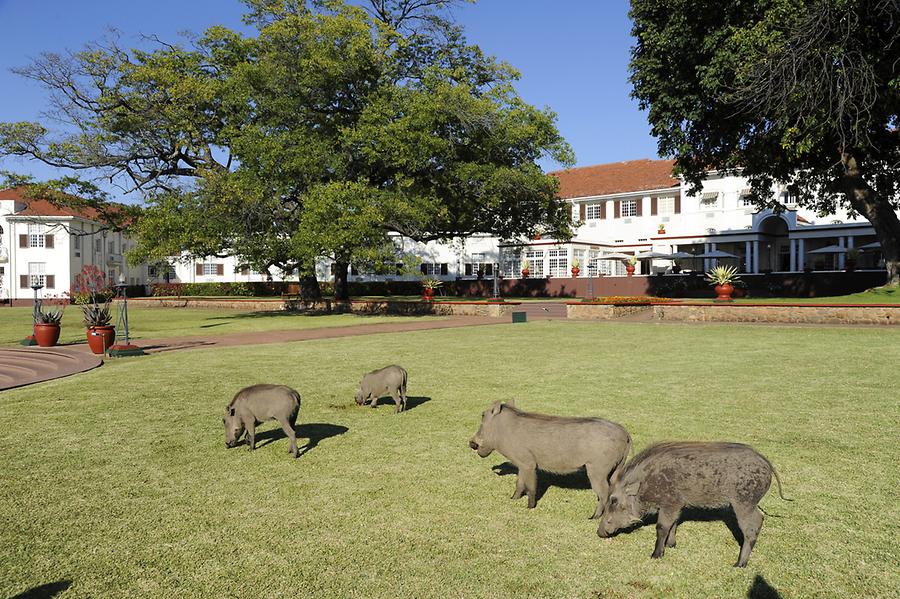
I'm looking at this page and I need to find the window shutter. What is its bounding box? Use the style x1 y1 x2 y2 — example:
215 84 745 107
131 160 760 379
195 264 203 276
614 201 621 219
485 264 493 276
579 204 586 221
20 275 29 288
440 263 448 275
420 264 427 275
651 197 658 216
45 275 55 289
465 264 473 276
19 234 28 248
45 234 54 248
216 264 224 276
636 199 643 217
674 193 681 214
600 203 606 219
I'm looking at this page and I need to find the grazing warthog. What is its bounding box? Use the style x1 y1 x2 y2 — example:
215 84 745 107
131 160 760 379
469 401 632 518
596 442 790 567
355 365 408 413
224 384 302 458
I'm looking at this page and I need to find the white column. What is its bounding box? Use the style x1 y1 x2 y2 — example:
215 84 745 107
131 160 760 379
838 237 846 270
789 239 797 272
745 241 752 272
711 242 717 268
752 241 760 274
703 243 711 272
847 236 855 249
798 238 805 270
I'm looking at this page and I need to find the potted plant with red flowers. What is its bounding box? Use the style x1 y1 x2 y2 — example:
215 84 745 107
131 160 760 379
657 223 666 235
73 265 116 354
520 259 530 278
570 258 581 278
705 265 741 301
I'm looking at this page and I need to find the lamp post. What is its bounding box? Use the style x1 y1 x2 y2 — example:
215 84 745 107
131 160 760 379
108 274 145 357
20 280 43 345
490 262 503 302
587 260 595 300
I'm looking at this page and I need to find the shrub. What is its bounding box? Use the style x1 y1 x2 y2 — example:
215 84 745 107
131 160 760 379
582 296 675 305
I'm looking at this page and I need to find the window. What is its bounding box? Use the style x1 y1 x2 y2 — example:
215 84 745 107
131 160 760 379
203 262 219 276
28 262 46 287
420 263 448 276
548 249 568 278
657 196 675 215
73 236 81 250
28 224 45 248
501 252 521 277
108 240 116 255
621 199 637 218
586 203 603 219
700 192 719 208
95 239 102 253
740 192 755 207
464 253 493 277
524 249 544 277
781 191 797 206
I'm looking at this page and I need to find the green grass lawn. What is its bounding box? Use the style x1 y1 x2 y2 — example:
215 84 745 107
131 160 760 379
0 306 444 345
2 321 898 598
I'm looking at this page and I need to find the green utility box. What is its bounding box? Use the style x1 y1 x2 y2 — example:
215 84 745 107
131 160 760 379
511 311 527 323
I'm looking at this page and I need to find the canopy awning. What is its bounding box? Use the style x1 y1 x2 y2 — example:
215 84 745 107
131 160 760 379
693 250 739 259
807 244 848 254
857 241 881 250
595 252 633 261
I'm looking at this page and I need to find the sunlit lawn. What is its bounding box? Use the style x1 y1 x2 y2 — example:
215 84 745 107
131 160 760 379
1 321 898 598
0 305 445 345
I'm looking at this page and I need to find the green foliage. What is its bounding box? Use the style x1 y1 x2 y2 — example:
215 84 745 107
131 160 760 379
704 265 741 286
629 0 900 283
149 282 256 297
421 278 443 290
81 301 113 327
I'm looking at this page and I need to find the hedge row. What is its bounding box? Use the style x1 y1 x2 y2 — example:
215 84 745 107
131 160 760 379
147 280 431 298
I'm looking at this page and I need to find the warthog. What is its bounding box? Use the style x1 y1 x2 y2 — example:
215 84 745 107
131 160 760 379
355 365 408 413
596 442 790 567
224 384 302 458
469 401 632 518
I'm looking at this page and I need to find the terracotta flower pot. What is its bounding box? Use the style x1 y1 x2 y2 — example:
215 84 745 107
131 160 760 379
34 323 61 347
521 269 529 278
86 325 116 354
422 287 435 302
571 267 580 277
626 265 636 276
714 283 735 301
658 228 666 235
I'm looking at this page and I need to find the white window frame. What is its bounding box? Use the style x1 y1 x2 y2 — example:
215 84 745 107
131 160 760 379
28 262 46 287
621 199 637 218
422 263 445 276
202 261 220 276
548 249 568 278
524 249 545 277
28 223 45 248
657 196 675 215
585 203 603 219
740 193 755 207
501 251 521 278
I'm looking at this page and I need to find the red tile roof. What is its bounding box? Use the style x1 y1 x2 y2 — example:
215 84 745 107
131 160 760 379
550 159 679 200
0 186 104 221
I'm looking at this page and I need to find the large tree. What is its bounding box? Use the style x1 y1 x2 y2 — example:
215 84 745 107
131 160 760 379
1 0 573 299
630 0 900 285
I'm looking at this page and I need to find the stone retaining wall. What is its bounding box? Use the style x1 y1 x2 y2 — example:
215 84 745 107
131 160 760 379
567 301 899 325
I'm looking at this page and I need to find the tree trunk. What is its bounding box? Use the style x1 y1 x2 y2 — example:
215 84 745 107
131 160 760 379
333 261 350 301
841 152 900 286
298 268 322 302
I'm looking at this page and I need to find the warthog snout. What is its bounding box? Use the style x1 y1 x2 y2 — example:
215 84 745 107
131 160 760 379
469 440 479 450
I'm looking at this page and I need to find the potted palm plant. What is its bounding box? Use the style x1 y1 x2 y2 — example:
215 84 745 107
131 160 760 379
83 299 115 354
625 256 637 276
33 297 67 347
571 258 581 277
520 259 530 278
705 265 741 301
421 277 442 301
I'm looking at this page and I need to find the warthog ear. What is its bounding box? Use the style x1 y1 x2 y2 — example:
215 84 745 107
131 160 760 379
490 401 503 415
229 407 235 416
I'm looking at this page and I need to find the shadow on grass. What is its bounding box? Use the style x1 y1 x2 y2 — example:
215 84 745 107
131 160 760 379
255 422 349 457
10 580 72 599
491 461 593 503
748 575 782 599
368 395 431 411
138 341 217 352
600 506 745 547
205 310 407 321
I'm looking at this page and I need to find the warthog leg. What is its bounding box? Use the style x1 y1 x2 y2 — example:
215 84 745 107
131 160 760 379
585 462 611 519
733 504 763 568
652 506 681 559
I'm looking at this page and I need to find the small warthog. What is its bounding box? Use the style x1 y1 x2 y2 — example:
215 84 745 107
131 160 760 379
224 384 302 458
469 401 632 518
596 442 790 567
355 365 408 413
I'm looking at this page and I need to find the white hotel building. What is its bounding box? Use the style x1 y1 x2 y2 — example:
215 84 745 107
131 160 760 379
1 159 891 302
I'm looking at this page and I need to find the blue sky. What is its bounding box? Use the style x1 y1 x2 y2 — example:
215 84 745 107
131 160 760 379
0 0 659 200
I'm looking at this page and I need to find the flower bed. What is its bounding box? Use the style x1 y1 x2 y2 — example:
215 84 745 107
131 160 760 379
581 295 676 305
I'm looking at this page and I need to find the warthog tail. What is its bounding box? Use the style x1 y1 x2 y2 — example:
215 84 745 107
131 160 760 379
771 465 792 502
